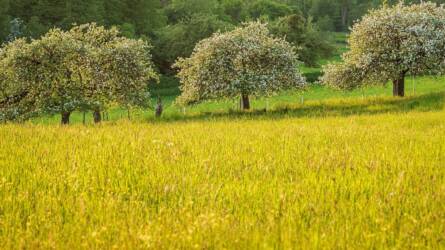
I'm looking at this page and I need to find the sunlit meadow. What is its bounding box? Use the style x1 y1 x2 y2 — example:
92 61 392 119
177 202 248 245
1 92 445 249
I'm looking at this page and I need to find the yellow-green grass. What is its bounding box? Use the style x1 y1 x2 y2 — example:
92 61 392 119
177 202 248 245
1 95 445 249
31 76 445 125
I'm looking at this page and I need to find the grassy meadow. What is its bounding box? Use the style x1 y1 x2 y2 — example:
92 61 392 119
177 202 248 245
1 86 445 249
2 31 445 249
31 76 445 125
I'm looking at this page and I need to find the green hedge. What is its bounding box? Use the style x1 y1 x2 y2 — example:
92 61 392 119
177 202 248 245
303 71 322 83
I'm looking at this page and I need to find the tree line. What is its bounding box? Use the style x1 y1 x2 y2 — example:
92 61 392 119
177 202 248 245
3 0 445 72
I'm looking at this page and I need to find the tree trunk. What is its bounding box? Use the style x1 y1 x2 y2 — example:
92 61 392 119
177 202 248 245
393 76 405 97
93 109 102 123
61 111 71 125
156 97 163 117
341 6 348 29
241 94 250 110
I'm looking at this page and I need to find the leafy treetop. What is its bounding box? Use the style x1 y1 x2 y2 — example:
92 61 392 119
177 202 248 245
322 2 445 96
0 23 158 123
174 21 306 108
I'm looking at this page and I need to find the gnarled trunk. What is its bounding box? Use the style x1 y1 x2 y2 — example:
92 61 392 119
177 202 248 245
93 109 102 123
393 75 405 97
241 94 250 110
61 111 71 125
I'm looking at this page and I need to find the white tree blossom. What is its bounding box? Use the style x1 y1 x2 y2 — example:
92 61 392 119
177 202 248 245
174 22 306 109
0 23 159 124
322 2 445 97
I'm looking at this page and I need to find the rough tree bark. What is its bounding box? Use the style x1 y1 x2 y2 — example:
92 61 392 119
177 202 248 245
241 94 250 110
393 74 405 97
61 111 71 125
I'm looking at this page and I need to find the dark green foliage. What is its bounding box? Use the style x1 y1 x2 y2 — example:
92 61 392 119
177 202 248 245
1 0 165 39
269 13 334 66
0 0 11 41
221 0 247 23
154 14 233 73
248 0 292 20
164 0 221 23
303 71 323 83
284 0 445 31
3 0 445 78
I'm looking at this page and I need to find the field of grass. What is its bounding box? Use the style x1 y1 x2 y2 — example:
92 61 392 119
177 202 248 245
2 31 445 249
31 76 445 125
1 93 445 249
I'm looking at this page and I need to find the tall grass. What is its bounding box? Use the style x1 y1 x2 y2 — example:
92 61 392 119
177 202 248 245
1 95 444 249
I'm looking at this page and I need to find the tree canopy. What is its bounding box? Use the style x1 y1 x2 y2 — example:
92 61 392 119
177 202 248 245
174 22 306 109
0 23 158 124
321 2 445 97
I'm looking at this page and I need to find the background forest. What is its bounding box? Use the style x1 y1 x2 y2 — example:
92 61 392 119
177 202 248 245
2 0 445 74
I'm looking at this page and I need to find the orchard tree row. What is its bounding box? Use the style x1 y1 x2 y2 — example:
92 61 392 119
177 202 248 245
4 0 445 72
175 2 445 105
1 2 445 124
